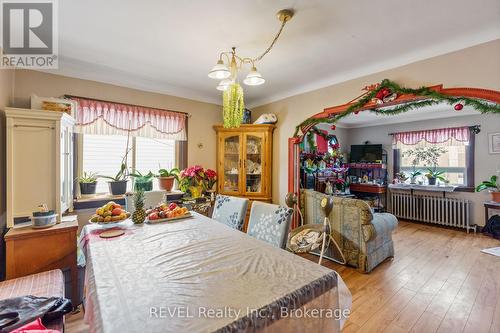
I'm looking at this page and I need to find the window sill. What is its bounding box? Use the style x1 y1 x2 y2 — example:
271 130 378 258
73 194 126 210
454 186 475 193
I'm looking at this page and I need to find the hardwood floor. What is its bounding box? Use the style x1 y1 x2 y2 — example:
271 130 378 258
65 220 500 333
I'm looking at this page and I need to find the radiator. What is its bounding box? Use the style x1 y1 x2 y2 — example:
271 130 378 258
390 192 475 232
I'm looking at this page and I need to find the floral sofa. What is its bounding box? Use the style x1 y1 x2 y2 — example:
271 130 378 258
301 189 398 273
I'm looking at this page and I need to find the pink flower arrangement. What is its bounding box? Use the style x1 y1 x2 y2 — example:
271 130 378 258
179 165 217 192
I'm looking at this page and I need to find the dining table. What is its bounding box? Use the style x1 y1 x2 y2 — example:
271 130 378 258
79 212 352 333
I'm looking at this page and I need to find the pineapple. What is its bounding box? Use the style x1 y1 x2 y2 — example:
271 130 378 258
132 190 146 224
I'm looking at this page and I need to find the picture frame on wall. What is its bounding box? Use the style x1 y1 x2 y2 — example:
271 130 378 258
488 132 500 154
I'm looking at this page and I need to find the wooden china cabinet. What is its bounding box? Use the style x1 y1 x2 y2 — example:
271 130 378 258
214 124 275 230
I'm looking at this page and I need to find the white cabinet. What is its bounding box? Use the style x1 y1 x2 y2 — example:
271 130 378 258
5 108 75 227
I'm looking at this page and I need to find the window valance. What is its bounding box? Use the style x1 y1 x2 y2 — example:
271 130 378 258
70 97 187 141
392 126 470 148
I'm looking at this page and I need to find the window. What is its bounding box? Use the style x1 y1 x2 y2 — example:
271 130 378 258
393 127 474 188
82 135 176 193
135 137 176 190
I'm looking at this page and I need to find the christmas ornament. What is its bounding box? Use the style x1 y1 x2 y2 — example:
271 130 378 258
373 87 397 104
454 103 464 111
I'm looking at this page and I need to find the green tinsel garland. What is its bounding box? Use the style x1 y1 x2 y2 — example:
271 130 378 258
223 83 245 128
294 79 500 137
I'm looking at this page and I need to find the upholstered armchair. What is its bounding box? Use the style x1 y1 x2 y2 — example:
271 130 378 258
301 189 398 273
212 195 249 231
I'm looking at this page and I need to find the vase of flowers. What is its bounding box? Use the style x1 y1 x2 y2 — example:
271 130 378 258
203 169 217 201
179 165 205 198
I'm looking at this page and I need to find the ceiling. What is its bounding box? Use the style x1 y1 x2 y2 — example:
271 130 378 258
335 102 482 128
50 0 500 107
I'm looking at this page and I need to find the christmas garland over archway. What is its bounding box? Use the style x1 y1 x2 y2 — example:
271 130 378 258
293 79 500 137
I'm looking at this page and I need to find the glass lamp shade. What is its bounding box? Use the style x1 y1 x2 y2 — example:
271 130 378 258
243 67 265 86
216 79 233 91
208 60 231 80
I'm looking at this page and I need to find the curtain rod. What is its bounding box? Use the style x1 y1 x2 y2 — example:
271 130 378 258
63 94 191 117
388 125 480 136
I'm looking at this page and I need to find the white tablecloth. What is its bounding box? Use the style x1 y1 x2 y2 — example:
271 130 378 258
80 213 351 333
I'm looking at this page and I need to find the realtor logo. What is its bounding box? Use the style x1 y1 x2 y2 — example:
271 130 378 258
1 0 58 68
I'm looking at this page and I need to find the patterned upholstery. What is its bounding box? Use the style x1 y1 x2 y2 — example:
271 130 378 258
301 189 398 273
212 195 249 231
0 269 65 331
247 201 293 249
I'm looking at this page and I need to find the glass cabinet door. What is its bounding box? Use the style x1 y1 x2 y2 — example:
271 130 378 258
244 133 265 195
222 134 241 193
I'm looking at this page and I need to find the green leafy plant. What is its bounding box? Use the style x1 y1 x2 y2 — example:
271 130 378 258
157 167 180 180
99 132 131 182
476 175 499 192
409 169 422 178
425 169 446 181
99 162 129 181
223 83 245 128
129 170 155 183
78 171 98 184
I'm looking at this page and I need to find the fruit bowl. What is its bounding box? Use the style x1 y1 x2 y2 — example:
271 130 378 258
88 201 131 226
144 202 191 223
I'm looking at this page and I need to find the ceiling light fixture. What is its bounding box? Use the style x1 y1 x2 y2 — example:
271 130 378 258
208 9 294 127
208 9 293 87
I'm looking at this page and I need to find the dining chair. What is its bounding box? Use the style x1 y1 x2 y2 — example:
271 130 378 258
212 195 249 231
247 201 293 249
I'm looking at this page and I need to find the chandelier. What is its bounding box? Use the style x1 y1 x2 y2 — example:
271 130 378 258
208 9 295 127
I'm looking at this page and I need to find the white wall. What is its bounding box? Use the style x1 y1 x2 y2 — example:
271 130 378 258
343 114 500 226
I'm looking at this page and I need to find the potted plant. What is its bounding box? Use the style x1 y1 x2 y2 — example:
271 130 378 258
203 169 217 200
408 169 422 184
99 133 131 195
425 169 446 185
179 165 205 198
78 171 98 195
130 170 155 192
203 169 217 191
476 175 500 203
157 167 180 192
100 162 129 195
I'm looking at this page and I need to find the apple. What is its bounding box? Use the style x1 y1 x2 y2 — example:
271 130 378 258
168 203 178 211
148 212 159 220
112 208 123 216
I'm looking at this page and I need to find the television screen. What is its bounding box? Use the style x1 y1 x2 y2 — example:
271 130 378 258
350 144 383 162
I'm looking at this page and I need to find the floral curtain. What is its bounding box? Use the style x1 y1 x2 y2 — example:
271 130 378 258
393 126 470 148
71 97 187 140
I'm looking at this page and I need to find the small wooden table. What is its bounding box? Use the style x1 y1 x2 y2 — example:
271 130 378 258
5 220 79 305
484 201 500 225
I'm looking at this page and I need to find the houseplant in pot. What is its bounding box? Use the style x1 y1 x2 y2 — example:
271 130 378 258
100 162 129 195
78 171 98 195
179 165 205 198
476 175 500 203
157 168 180 192
130 170 155 192
202 169 217 200
425 169 446 185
